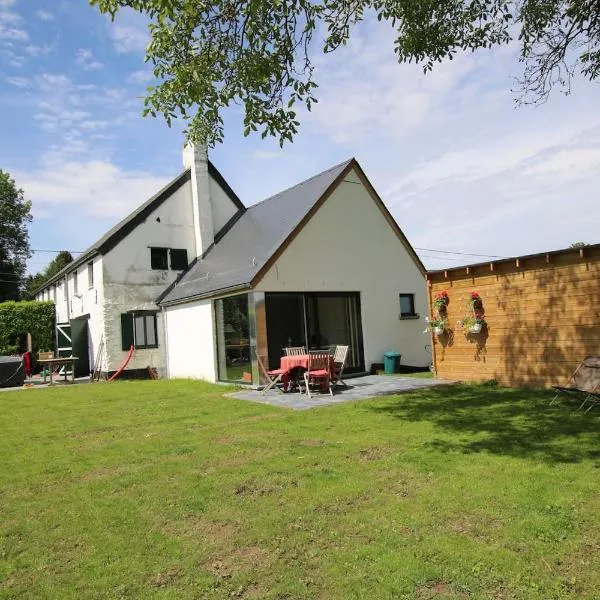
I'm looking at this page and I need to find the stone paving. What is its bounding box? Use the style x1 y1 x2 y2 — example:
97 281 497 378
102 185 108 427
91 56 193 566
226 374 450 410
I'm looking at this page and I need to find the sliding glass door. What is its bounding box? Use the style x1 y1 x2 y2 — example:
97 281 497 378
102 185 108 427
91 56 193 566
264 292 364 372
215 294 251 383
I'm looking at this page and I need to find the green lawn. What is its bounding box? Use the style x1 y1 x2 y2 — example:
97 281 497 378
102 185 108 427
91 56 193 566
1 381 599 599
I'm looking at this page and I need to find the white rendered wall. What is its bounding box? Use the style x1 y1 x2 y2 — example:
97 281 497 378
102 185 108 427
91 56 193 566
164 299 216 381
37 256 105 372
209 177 239 234
255 167 429 368
101 179 196 374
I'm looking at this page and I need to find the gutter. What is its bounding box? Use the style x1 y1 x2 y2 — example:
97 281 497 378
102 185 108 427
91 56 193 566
158 283 251 308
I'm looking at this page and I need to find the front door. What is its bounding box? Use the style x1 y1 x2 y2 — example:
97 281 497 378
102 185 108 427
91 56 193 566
70 317 90 377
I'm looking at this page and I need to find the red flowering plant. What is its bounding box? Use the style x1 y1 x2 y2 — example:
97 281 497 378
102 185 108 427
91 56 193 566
467 291 483 311
432 290 449 312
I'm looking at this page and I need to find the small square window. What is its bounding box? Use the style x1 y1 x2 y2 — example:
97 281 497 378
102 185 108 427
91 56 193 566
399 293 417 318
150 247 168 270
170 248 188 270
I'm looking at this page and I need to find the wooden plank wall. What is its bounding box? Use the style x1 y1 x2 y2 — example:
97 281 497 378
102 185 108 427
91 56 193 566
428 247 600 388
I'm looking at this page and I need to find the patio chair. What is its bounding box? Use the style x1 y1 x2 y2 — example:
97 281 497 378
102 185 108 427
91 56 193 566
303 351 333 398
550 356 600 412
284 346 306 356
332 345 349 388
256 354 289 395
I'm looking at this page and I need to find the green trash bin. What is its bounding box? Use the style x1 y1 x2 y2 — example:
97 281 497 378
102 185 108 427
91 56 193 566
383 351 401 374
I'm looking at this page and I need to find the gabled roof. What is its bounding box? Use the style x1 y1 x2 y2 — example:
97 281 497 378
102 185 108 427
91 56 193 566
158 158 426 305
34 162 243 294
157 159 353 305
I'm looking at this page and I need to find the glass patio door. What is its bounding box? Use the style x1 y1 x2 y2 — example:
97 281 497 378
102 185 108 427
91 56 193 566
305 293 364 371
264 292 364 372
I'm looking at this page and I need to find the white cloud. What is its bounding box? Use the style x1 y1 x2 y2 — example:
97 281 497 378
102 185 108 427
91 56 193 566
6 75 28 87
34 9 54 21
108 10 149 54
23 42 54 57
0 0 27 41
127 69 153 84
17 155 170 219
75 48 104 71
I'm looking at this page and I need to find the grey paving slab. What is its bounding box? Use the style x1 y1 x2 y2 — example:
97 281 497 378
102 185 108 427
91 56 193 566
225 374 450 410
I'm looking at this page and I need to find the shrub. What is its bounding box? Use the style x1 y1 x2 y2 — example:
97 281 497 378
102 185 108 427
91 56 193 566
0 301 55 356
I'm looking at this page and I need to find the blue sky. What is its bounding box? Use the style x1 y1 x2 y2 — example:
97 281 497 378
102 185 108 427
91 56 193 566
1 0 599 274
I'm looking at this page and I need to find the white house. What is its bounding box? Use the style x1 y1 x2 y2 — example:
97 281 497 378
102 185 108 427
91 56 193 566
36 145 430 382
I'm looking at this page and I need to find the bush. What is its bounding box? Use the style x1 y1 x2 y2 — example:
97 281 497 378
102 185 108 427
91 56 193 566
0 301 55 356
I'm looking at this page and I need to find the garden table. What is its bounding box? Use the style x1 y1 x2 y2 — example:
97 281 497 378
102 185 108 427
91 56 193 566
279 354 334 392
37 356 78 385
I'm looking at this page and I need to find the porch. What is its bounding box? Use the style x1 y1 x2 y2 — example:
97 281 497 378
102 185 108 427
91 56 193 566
226 374 447 410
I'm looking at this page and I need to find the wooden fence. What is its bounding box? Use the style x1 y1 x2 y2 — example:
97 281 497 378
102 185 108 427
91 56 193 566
427 245 600 388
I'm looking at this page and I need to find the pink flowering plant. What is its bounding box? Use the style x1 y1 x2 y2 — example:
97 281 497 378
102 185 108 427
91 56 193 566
467 291 483 311
432 290 449 311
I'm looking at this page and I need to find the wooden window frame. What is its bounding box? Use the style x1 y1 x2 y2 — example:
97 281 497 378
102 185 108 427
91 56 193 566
121 311 158 350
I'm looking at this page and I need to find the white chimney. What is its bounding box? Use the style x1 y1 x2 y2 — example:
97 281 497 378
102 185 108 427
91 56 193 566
184 142 214 257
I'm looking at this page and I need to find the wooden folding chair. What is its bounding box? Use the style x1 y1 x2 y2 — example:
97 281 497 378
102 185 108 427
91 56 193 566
256 354 289 395
284 346 306 356
550 356 600 412
303 351 333 398
332 345 349 388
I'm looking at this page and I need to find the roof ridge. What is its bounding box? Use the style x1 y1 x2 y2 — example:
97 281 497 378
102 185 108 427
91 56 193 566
247 157 354 211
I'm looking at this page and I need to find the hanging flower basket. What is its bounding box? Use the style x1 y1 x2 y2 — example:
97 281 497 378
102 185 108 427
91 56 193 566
424 315 447 335
469 322 482 334
432 290 450 312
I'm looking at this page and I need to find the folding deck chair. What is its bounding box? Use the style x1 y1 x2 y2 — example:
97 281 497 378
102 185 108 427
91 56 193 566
550 356 600 413
256 354 289 395
284 346 306 356
303 351 333 398
332 345 349 388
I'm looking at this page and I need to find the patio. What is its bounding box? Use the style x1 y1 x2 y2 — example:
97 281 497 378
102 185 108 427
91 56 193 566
226 374 448 410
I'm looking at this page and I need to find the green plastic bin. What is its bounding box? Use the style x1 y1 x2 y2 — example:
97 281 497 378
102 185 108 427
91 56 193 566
383 351 401 374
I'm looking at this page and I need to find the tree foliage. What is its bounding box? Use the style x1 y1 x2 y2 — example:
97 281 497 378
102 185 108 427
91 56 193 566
0 170 31 302
0 301 55 356
24 251 74 300
91 0 600 146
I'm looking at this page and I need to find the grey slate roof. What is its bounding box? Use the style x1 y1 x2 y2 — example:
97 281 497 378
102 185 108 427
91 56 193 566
158 158 354 305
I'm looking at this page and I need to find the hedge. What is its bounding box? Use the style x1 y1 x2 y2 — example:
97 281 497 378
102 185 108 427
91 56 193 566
0 301 55 356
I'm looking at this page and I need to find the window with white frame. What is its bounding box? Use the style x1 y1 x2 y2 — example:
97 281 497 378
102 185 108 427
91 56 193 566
87 262 94 289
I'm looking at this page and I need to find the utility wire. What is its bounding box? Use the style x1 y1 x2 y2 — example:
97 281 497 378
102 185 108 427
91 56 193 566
30 249 84 254
415 247 507 259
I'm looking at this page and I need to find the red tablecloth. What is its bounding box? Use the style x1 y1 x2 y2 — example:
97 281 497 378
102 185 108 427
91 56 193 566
280 354 334 373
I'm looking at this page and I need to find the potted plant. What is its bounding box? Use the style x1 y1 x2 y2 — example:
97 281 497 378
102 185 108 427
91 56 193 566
458 315 485 334
432 290 449 312
424 315 448 335
467 291 483 311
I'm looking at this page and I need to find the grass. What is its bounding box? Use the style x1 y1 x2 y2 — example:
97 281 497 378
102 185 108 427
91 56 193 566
1 381 599 599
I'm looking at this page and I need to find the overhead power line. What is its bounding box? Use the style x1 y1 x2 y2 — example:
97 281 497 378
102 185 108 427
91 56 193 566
31 249 84 254
415 247 507 259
